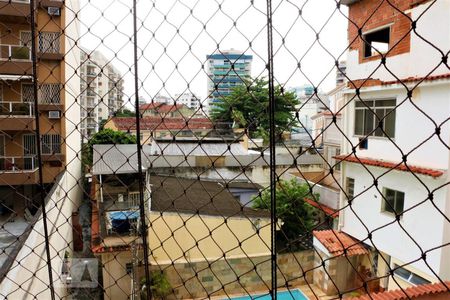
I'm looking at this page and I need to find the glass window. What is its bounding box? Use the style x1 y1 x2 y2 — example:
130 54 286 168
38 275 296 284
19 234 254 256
346 178 355 201
382 188 405 214
354 99 396 138
393 264 431 285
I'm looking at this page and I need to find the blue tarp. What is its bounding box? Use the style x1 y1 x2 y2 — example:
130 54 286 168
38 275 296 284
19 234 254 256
109 211 139 221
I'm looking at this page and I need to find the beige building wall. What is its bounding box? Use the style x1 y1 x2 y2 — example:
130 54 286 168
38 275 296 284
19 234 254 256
148 212 271 264
102 251 135 300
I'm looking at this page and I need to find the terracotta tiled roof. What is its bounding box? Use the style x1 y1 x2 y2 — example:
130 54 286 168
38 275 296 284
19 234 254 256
351 281 450 300
313 230 369 257
92 244 131 254
110 116 213 131
347 73 450 89
304 198 338 219
334 154 444 178
139 103 186 113
383 73 450 85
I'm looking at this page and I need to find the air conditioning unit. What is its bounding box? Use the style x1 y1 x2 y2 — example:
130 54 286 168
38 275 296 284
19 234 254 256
47 7 61 16
48 110 61 119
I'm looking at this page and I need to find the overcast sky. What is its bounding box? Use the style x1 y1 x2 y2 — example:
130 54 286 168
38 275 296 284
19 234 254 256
78 0 348 108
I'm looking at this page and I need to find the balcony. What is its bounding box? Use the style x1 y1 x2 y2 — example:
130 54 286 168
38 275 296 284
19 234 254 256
0 101 35 131
37 83 63 111
0 155 39 185
0 44 32 75
0 0 31 23
38 32 63 61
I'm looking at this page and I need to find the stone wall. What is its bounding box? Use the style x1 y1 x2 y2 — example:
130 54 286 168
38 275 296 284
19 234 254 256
151 251 315 299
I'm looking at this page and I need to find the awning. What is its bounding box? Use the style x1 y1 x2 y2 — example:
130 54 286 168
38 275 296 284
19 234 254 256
0 75 33 81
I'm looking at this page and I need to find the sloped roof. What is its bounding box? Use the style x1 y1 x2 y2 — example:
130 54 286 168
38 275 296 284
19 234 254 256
139 103 186 113
150 140 248 156
334 154 444 178
313 230 369 257
92 144 152 174
304 198 338 219
150 176 269 218
351 281 450 300
110 116 213 131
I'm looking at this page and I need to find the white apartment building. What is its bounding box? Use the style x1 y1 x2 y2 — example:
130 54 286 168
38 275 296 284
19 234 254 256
291 85 330 144
338 0 450 291
80 49 124 141
175 92 200 111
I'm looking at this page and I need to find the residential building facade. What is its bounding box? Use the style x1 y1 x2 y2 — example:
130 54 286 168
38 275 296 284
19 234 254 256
139 103 194 118
79 49 124 141
175 92 201 111
104 116 214 144
0 0 80 216
0 0 82 298
290 85 330 144
337 0 450 292
206 49 252 115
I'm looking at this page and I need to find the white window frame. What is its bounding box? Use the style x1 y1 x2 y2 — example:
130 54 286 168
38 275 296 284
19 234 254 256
354 99 396 138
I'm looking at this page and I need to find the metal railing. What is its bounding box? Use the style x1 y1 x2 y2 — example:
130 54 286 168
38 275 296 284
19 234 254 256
0 156 37 172
0 44 31 61
0 102 34 117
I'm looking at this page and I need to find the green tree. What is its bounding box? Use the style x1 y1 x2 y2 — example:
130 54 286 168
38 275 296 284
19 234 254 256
115 108 135 117
252 179 319 248
140 271 172 300
210 78 299 139
82 128 136 168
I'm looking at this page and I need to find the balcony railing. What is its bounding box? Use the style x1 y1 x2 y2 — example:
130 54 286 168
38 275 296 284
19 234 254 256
0 156 37 172
38 32 60 54
39 84 61 104
0 0 30 3
0 102 34 117
0 44 31 61
103 191 149 211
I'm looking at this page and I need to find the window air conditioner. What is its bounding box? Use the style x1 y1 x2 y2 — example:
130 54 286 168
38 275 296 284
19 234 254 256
48 7 61 16
48 110 61 119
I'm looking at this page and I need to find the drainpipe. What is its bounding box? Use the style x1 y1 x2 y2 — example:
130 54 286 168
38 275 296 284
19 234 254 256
99 174 104 203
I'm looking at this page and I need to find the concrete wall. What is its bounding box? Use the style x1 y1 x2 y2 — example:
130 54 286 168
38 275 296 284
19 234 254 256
0 172 79 298
152 251 315 299
101 251 135 300
148 212 271 264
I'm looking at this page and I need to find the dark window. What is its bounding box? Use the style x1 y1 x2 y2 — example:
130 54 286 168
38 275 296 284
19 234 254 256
382 188 405 214
363 27 390 58
346 178 355 201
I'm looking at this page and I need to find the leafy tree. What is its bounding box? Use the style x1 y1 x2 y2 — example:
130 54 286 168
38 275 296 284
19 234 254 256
210 78 299 139
82 128 136 168
115 108 135 117
252 179 319 248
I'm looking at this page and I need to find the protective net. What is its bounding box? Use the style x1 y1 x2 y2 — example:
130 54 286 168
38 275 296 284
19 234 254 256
0 0 448 299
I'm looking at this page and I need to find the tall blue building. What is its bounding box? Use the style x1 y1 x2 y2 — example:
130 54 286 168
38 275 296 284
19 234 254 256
206 49 252 115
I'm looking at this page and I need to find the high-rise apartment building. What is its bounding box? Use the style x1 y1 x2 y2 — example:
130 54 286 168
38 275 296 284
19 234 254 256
206 49 252 115
80 49 124 141
0 2 82 294
0 0 80 211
